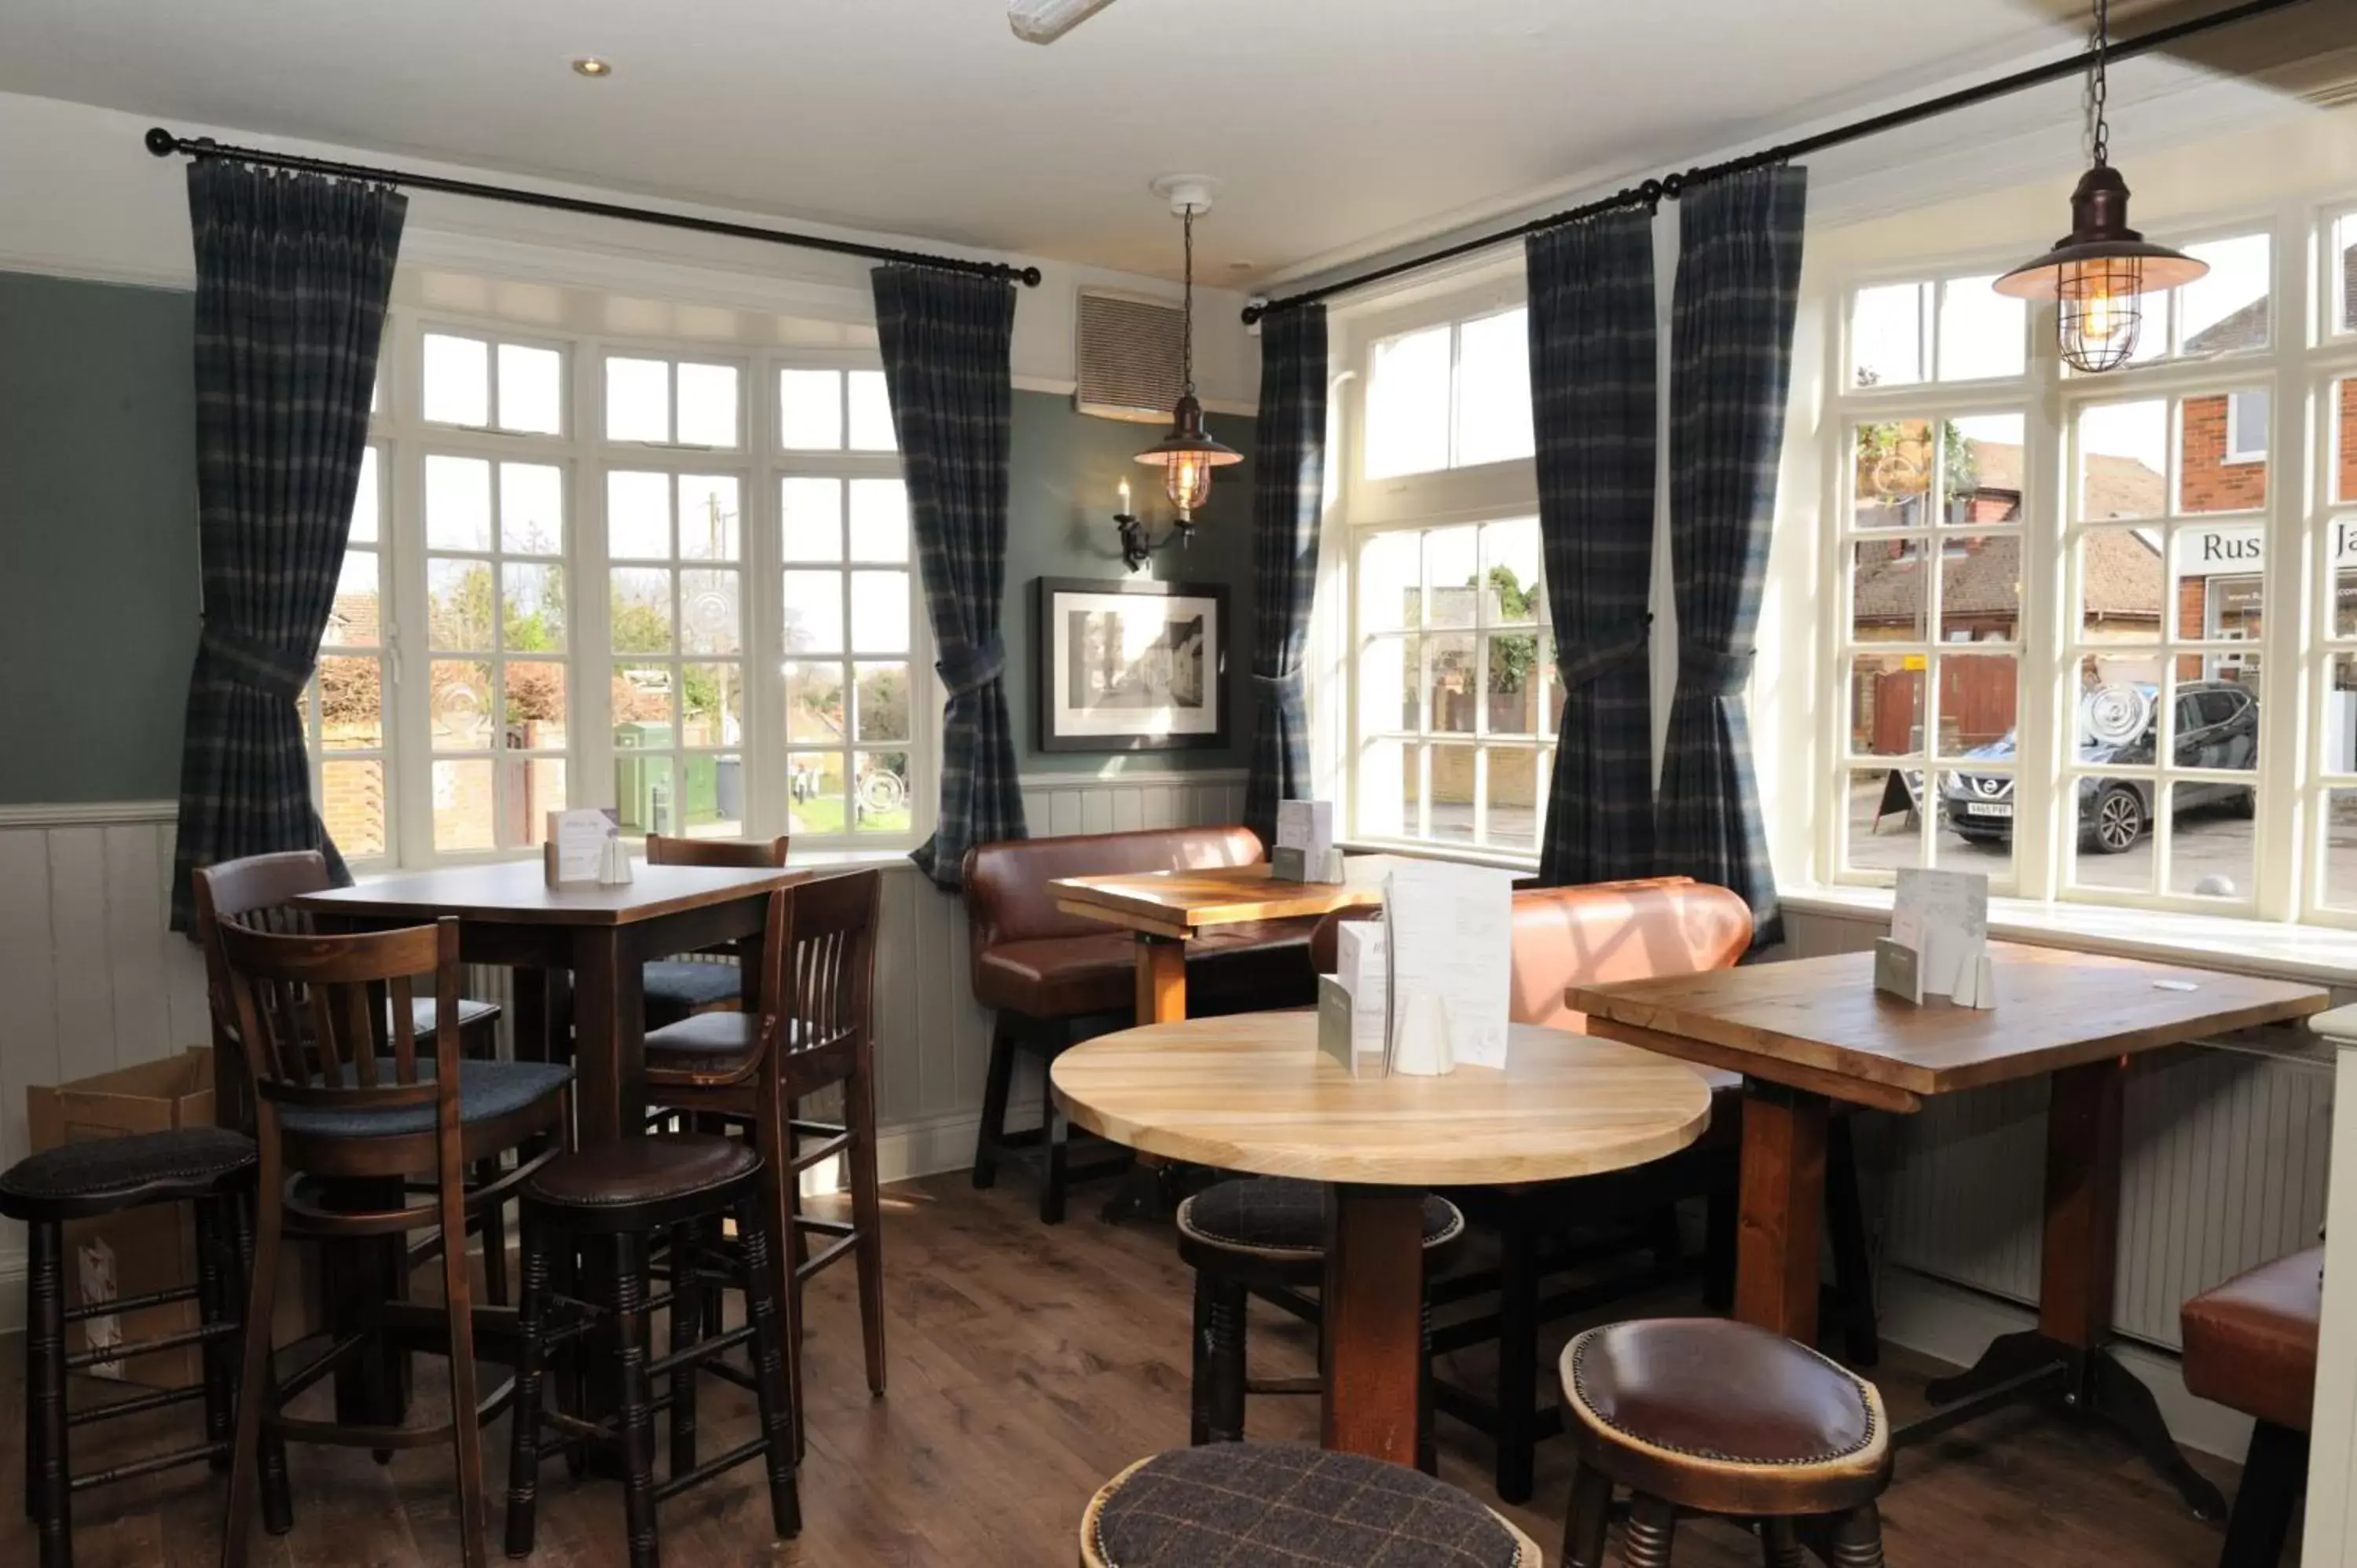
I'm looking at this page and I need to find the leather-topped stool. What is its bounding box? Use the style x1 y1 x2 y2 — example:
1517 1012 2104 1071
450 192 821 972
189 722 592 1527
1178 1177 1465 1475
1080 1443 1541 1568
1 1127 258 1568
1558 1318 1890 1568
2182 1246 2323 1568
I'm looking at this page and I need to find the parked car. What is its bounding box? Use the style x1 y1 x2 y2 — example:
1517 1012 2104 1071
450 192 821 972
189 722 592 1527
1940 680 2257 854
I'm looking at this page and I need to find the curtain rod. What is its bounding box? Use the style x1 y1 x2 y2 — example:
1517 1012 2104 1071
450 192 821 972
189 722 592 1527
1242 0 2318 325
142 127 1044 288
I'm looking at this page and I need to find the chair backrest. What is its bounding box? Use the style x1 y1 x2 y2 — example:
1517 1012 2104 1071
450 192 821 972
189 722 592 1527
753 870 881 1067
192 852 338 1131
960 826 1266 957
212 915 467 1130
647 833 791 869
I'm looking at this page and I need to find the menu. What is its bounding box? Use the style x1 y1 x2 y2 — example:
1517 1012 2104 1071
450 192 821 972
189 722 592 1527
545 808 618 887
1886 867 1994 1008
1382 859 1516 1069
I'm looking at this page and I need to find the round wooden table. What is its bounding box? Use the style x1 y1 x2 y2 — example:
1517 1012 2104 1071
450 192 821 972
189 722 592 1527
1050 1013 1714 1465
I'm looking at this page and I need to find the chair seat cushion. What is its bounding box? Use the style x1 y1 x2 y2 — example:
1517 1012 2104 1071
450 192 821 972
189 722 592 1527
0 1127 257 1221
645 1010 762 1079
2182 1246 2324 1432
977 918 1318 1020
402 996 500 1038
524 1133 758 1212
1564 1318 1885 1472
642 959 743 1012
278 1059 574 1140
1083 1443 1534 1568
1178 1177 1463 1258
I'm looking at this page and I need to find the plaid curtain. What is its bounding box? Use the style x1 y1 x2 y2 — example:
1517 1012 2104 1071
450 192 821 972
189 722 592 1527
1656 165 1808 944
168 159 405 932
1242 304 1329 847
872 266 1028 889
1527 209 1659 886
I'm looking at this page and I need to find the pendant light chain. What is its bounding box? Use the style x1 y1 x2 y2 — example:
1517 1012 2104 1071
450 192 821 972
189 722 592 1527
1181 204 1197 397
2085 0 2112 169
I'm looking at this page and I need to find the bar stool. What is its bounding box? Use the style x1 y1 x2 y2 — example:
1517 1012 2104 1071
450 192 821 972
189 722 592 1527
504 1134 801 1568
2181 1246 2323 1568
1080 1443 1541 1567
1178 1176 1465 1473
1557 1318 1891 1568
1 1127 257 1568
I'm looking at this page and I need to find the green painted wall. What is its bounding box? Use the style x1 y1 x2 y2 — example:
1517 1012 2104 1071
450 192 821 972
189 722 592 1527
1003 390 1257 773
0 272 199 803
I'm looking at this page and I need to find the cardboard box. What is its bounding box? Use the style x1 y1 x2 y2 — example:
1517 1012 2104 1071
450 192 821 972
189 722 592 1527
26 1047 317 1388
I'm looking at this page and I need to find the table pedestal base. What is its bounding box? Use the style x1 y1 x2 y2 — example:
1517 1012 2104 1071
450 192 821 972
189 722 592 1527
1903 1328 2227 1519
1321 1185 1426 1466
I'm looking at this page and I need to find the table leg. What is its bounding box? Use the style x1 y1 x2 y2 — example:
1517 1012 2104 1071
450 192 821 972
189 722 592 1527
1321 1185 1426 1465
568 929 644 1148
1732 1081 1828 1345
1135 933 1186 1025
510 966 570 1068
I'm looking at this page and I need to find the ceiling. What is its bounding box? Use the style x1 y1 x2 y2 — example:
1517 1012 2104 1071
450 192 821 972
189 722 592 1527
0 0 2333 285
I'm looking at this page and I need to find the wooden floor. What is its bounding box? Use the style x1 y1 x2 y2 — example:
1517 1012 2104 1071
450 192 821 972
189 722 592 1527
1 1172 2271 1566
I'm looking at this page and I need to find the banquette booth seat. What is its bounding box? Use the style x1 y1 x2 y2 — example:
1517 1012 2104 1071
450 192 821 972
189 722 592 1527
2180 1245 2325 1568
962 827 1319 1223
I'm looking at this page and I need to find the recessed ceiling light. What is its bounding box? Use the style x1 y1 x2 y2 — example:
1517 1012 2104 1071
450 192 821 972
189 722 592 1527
570 57 614 79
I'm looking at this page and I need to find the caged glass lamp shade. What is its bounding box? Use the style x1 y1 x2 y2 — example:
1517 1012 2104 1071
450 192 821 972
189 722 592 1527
1135 392 1241 518
1993 165 2208 373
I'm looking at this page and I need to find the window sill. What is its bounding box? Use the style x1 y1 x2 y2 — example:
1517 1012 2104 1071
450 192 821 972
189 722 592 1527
350 844 920 885
1780 884 2357 995
1336 838 1541 874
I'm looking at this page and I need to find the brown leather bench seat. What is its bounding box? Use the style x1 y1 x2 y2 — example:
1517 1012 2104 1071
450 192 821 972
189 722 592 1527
2180 1245 2322 1568
975 919 1314 1019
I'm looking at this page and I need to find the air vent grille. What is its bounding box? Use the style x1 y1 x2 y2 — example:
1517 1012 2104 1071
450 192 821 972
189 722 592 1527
1076 290 1184 425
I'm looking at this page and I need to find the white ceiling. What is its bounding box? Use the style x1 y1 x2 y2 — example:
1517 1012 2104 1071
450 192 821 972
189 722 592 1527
0 0 2275 285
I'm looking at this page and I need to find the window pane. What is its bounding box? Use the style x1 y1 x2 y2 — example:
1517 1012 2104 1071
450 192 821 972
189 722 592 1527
2333 518 2357 638
317 658 381 749
1456 308 1534 467
2080 401 2168 520
502 563 566 653
684 754 744 838
2077 528 2165 647
1943 415 2024 526
1939 537 2020 644
328 550 380 647
1853 419 1933 529
1846 766 1924 874
1482 518 1543 626
425 455 493 550
1356 737 1408 838
1937 277 2025 381
607 471 672 559
2172 526 2264 649
850 570 911 654
680 569 741 656
2179 661 2260 768
1933 760 2014 879
2068 774 2154 892
675 362 739 447
783 478 845 561
784 661 846 743
497 343 563 434
848 370 897 452
1483 749 1538 851
1365 325 1451 479
500 463 565 555
350 447 379 543
1851 283 1924 388
2168 779 2255 899
1852 539 1924 643
1362 636 1417 734
1485 635 1540 733
614 751 674 836
1426 526 1479 628
1934 652 2018 757
423 334 489 426
854 750 911 833
427 559 494 651
504 661 568 748
2179 393 2268 515
321 760 386 859
1848 653 1923 757
849 479 911 562
430 660 494 750
779 368 843 449
1360 532 1421 633
1428 746 1474 842
2338 380 2357 507
1430 633 1475 735
501 757 568 847
2323 788 2357 909
678 475 742 561
682 664 743 746
606 357 670 442
783 570 845 654
855 663 911 743
610 568 675 653
786 751 849 836
613 664 676 731
2176 234 2270 357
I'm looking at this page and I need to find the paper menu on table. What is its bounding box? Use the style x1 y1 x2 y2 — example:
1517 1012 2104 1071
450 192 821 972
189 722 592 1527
1891 867 1989 1000
1381 859 1515 1070
546 808 618 886
1274 800 1332 858
1335 919 1391 1064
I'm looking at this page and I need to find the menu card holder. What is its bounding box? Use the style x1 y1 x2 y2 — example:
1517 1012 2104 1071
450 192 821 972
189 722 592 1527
544 808 620 889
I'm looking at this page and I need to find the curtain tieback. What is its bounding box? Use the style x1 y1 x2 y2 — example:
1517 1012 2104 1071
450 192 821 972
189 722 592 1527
200 621 313 702
1678 640 1756 697
937 634 1006 698
1555 616 1653 693
1252 667 1307 716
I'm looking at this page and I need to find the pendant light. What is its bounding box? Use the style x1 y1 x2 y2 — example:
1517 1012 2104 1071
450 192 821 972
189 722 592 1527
1992 0 2207 372
1136 177 1241 520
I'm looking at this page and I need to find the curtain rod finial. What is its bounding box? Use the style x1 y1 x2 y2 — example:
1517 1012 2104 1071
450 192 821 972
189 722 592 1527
145 126 178 158
1019 266 1043 288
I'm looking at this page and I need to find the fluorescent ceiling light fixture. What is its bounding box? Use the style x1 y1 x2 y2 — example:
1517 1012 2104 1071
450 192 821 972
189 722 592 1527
1008 0 1120 45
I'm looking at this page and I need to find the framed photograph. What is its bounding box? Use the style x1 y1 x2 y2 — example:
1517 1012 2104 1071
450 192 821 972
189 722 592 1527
1033 576 1230 753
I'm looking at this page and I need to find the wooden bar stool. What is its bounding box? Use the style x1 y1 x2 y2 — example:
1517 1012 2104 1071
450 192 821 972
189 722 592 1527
504 1133 800 1568
1080 1443 1541 1567
2 1127 257 1568
1557 1319 1890 1568
1178 1176 1465 1473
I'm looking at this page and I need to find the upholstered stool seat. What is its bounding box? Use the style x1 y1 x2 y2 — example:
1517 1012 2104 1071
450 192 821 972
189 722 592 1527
2182 1246 2323 1568
643 1010 763 1082
1080 1444 1541 1568
0 1127 256 1221
521 1132 761 1218
643 958 744 1017
1178 1175 1463 1258
276 1058 574 1141
1559 1318 1891 1567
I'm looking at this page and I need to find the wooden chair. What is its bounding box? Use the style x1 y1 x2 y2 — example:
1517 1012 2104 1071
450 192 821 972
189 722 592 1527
640 870 886 1429
205 911 574 1568
640 835 790 1028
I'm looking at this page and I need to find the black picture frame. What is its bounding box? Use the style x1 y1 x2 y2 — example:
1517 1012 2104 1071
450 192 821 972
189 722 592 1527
1032 576 1230 753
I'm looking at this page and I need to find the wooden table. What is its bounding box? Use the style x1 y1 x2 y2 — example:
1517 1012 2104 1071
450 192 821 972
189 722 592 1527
1050 861 1391 1025
1051 1013 1714 1464
1570 940 2326 1515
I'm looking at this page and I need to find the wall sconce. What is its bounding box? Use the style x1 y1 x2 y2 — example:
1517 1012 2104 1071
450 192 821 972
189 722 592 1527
1113 476 1193 573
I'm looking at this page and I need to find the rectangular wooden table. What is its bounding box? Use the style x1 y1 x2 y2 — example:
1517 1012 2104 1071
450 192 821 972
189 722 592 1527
1570 940 2326 1517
